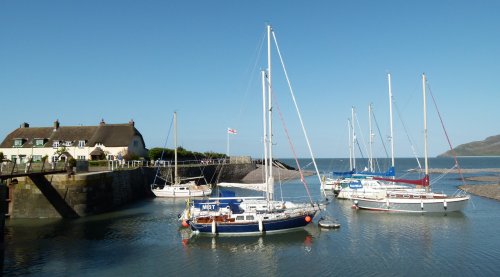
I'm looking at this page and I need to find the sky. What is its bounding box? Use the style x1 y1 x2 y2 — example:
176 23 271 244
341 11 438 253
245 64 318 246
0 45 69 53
1 0 499 159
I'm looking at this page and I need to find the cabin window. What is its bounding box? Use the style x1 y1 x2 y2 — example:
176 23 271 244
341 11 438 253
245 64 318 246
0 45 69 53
53 141 60 148
246 215 254 220
413 195 421 199
78 140 86 148
14 139 23 147
236 216 244 221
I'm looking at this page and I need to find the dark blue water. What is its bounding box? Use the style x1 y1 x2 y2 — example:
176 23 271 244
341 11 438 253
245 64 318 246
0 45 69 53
3 158 500 276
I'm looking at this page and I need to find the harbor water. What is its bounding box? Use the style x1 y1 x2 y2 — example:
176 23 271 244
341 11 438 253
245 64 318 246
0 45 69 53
3 157 500 276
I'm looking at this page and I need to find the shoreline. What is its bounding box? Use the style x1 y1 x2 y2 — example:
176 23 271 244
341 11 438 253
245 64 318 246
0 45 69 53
241 164 314 184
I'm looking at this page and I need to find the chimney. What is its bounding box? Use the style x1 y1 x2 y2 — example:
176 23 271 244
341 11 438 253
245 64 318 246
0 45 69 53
53 120 60 131
129 119 135 126
20 122 29 128
100 119 106 126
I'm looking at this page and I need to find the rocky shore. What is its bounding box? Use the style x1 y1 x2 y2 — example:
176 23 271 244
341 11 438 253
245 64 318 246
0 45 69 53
459 174 500 201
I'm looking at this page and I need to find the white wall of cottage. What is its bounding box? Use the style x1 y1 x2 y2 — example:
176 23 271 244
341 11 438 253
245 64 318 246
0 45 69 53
0 145 137 164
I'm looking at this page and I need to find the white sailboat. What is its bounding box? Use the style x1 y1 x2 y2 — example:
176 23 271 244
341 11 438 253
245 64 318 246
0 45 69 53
326 75 406 199
352 74 469 212
181 25 323 235
151 112 212 198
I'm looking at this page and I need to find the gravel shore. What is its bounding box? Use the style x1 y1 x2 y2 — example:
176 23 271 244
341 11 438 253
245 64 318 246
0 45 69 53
241 164 314 183
459 184 500 201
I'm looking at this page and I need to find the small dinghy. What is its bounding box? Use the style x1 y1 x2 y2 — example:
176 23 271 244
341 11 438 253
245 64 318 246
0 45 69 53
318 217 340 229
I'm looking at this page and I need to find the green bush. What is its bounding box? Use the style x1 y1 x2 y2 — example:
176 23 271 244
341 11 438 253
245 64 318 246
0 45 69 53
88 160 109 167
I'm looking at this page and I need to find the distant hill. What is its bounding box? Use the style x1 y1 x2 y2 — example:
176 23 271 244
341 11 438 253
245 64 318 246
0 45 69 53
439 135 500 157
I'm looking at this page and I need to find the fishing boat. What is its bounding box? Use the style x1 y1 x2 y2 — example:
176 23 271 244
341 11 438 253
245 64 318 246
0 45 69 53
352 74 469 212
182 25 324 235
151 112 212 197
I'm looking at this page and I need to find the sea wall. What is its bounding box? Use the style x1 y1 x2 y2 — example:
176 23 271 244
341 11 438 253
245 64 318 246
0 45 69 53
7 163 256 218
8 168 156 218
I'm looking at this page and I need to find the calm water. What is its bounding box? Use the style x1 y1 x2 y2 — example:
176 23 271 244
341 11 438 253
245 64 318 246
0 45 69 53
3 158 500 276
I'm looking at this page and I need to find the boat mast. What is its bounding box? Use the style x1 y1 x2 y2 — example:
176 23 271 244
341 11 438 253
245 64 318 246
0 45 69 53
388 73 395 169
368 103 374 172
422 73 429 192
348 119 353 171
261 69 269 193
174 112 179 185
267 24 274 201
351 106 356 171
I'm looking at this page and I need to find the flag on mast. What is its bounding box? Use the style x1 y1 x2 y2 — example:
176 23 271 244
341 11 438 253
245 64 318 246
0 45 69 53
227 128 237 135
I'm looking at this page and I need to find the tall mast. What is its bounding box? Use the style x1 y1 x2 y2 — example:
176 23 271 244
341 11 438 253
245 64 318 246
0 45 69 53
388 73 395 168
267 24 274 201
351 106 356 171
261 70 269 190
174 112 179 184
368 103 374 172
348 119 353 170
422 73 429 192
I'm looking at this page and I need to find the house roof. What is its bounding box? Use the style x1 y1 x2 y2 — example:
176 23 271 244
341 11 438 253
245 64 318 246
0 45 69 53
0 122 146 149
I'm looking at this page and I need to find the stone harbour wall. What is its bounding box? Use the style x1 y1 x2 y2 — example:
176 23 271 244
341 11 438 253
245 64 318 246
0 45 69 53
7 162 256 218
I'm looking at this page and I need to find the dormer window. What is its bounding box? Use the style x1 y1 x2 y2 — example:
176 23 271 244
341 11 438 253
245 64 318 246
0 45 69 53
14 139 24 147
78 140 86 148
64 141 73 147
34 139 45 147
53 141 60 148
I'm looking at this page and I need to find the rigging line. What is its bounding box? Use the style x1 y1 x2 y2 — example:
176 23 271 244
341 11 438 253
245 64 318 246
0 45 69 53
372 112 390 159
272 31 326 196
234 30 267 129
271 30 324 195
152 114 175 186
426 83 467 186
354 109 369 164
272 92 313 203
393 99 422 169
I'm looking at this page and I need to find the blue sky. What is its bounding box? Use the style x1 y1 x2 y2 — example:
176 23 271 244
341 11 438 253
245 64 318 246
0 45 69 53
1 0 499 159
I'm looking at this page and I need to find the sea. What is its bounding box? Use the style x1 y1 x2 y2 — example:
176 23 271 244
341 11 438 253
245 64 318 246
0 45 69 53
3 157 500 276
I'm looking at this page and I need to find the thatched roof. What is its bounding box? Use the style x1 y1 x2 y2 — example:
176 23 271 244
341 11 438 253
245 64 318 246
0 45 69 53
0 121 145 149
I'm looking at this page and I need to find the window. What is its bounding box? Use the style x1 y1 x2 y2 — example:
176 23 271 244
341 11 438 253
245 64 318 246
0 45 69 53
78 140 86 148
53 141 60 148
52 156 59 162
107 155 114 160
245 215 255 220
236 216 244 221
35 139 45 147
64 141 72 147
133 140 139 147
77 155 86 160
11 155 17 163
14 139 23 147
32 155 42 162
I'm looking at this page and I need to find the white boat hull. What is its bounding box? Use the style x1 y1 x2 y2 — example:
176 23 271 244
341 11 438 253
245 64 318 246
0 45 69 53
152 184 212 198
352 194 469 213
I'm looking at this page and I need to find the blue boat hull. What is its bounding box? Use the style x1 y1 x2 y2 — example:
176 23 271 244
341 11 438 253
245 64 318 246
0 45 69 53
189 213 317 236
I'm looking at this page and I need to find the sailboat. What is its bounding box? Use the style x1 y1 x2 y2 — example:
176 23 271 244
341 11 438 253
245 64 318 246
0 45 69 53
151 112 212 197
181 25 323 235
325 79 405 199
352 74 469 212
